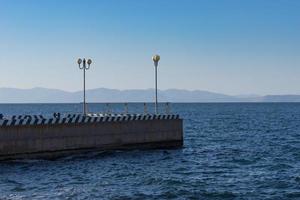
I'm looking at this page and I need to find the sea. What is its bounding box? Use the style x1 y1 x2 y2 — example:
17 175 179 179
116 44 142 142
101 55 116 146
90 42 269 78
0 103 300 199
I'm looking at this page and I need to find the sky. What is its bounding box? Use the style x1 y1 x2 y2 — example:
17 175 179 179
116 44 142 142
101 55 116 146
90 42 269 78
0 0 299 95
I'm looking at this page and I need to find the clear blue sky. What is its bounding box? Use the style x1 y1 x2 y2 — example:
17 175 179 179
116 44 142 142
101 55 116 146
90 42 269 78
0 0 299 95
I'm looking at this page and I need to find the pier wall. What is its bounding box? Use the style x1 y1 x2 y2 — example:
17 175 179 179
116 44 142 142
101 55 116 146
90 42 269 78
0 114 183 160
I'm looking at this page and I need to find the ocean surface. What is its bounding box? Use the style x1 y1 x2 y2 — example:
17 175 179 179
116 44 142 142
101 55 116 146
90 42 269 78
1 103 300 199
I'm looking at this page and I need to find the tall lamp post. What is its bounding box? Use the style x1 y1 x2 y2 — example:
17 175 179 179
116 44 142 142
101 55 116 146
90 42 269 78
77 58 92 115
152 54 160 114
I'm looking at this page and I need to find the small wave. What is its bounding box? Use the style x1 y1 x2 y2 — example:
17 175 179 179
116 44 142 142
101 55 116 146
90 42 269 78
202 191 237 199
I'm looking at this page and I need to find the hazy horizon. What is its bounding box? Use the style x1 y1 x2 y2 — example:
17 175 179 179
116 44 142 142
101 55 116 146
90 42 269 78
2 86 300 96
2 87 300 103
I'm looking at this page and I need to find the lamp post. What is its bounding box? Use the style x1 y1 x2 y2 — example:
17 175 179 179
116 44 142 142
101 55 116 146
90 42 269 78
77 58 92 115
152 54 160 114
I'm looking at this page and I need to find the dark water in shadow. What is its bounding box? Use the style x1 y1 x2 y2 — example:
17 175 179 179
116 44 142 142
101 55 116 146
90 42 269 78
1 103 300 199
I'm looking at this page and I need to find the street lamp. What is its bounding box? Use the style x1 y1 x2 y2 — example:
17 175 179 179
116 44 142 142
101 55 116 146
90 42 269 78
77 58 92 115
152 54 160 114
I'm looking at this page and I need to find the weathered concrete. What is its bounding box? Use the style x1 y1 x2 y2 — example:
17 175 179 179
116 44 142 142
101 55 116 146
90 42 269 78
0 115 183 160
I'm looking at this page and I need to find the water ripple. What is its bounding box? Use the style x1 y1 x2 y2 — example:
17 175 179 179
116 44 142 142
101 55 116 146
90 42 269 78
1 103 300 199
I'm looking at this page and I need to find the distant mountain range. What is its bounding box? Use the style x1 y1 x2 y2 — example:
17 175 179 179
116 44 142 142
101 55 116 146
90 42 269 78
1 87 300 103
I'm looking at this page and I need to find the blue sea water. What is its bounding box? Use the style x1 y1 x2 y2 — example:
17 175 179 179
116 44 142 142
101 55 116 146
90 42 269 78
1 103 300 199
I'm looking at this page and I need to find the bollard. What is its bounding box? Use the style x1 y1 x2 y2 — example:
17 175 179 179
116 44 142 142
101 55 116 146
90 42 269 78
85 103 89 115
166 102 171 114
106 103 111 114
144 103 148 114
124 103 128 114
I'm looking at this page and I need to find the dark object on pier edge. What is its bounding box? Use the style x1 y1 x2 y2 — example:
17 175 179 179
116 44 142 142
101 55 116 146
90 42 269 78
53 112 61 119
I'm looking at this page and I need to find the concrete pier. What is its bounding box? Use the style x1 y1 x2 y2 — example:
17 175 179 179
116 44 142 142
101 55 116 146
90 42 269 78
0 114 183 160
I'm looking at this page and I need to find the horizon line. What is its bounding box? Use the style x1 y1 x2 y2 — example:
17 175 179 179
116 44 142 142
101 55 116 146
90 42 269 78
1 86 300 97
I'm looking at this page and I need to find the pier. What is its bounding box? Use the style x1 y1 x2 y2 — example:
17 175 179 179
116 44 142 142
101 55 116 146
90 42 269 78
0 109 183 160
0 55 184 160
